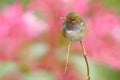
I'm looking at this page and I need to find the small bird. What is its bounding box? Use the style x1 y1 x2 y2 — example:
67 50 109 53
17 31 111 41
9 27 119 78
62 12 88 41
62 12 90 80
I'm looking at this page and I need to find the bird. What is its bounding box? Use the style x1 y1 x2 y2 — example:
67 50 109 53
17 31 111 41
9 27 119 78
61 12 90 80
62 12 88 41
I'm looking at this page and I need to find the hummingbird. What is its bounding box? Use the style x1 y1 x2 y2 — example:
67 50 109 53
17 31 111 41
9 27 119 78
62 12 88 41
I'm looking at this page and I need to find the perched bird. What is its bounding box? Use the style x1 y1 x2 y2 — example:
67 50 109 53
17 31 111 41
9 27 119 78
62 12 88 41
61 12 90 80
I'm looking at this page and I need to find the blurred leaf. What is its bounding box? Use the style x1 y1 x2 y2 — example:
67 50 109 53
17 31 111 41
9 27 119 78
99 65 120 80
29 43 49 59
19 63 30 73
21 42 49 60
104 0 120 10
0 0 15 8
59 36 68 46
71 54 120 80
0 62 17 77
0 0 31 9
70 54 95 79
20 0 31 7
24 71 56 80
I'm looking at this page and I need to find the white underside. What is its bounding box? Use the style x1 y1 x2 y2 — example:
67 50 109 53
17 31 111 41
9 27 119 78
65 30 85 41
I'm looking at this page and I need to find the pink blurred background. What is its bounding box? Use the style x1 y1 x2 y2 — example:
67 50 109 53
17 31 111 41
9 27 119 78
0 0 120 80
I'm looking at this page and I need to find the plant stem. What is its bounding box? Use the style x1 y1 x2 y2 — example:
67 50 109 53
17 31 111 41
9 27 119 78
64 42 71 74
80 41 90 80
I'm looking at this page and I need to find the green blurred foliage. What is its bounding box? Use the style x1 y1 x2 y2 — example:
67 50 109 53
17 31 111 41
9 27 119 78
100 65 120 80
71 54 120 80
20 42 49 60
0 0 15 8
104 0 120 11
0 62 17 77
24 71 56 80
20 0 31 6
0 0 31 8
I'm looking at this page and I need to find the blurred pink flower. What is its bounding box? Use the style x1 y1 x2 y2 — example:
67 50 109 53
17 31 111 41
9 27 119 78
22 12 48 38
28 0 90 50
29 0 120 70
0 3 48 60
84 3 120 69
1 0 120 80
28 0 89 79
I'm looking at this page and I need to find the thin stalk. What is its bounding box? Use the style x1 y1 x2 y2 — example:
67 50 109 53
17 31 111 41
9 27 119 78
80 41 90 80
64 42 72 74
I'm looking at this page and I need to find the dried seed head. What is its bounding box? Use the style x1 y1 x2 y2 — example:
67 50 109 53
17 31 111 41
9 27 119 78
62 12 88 41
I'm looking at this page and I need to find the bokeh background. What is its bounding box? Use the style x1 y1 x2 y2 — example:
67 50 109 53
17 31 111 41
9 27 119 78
0 0 120 80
